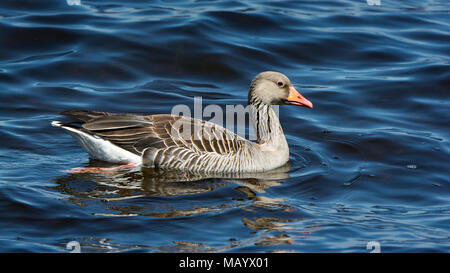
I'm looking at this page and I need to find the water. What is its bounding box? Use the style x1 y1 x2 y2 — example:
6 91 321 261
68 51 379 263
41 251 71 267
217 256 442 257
0 0 449 253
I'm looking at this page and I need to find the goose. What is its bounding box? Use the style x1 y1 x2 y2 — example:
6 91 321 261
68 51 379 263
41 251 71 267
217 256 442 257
52 71 313 173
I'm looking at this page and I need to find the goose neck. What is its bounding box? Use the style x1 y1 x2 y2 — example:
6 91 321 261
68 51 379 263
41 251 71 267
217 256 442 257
249 103 285 145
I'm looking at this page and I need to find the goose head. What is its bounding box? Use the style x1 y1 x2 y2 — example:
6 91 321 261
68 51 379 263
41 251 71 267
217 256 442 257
248 71 313 108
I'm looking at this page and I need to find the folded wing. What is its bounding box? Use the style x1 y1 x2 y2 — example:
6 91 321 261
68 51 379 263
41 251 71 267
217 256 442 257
60 110 248 164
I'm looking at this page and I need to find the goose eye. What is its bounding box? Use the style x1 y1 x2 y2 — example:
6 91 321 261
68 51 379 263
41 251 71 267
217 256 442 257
277 81 284 87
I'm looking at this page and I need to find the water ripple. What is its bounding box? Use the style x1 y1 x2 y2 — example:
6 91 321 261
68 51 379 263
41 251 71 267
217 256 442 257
0 0 449 252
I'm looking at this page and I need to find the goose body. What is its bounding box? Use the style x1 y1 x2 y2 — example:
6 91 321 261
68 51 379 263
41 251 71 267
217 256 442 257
52 71 313 173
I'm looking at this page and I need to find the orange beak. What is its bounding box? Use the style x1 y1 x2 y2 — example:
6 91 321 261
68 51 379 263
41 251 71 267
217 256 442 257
285 86 313 108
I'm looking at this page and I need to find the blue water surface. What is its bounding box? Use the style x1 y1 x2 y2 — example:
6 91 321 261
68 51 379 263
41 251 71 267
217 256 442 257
0 0 449 252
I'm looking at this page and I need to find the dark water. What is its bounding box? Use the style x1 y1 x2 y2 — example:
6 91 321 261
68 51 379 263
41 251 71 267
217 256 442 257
0 0 449 253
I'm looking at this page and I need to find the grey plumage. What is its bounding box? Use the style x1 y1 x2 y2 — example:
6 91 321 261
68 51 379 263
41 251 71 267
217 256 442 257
52 71 312 173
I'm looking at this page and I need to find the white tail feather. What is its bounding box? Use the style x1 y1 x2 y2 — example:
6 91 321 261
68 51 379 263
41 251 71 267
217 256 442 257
51 121 141 164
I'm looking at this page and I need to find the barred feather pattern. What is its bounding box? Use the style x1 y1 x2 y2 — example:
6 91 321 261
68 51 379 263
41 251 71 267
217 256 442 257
57 106 290 173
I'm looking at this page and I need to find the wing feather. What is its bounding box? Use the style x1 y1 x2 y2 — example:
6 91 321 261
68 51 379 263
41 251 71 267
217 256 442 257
62 112 248 163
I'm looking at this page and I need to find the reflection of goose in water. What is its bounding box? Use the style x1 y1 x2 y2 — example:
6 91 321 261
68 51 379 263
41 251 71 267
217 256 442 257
141 161 290 193
52 161 318 252
53 160 292 217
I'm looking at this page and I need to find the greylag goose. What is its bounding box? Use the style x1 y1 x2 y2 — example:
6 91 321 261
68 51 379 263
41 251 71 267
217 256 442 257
52 71 313 173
